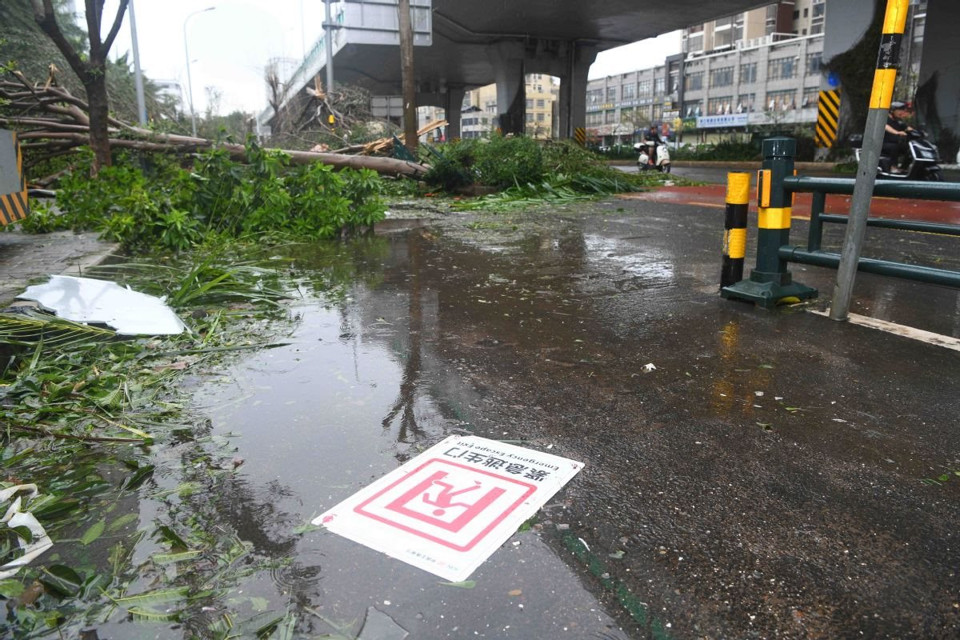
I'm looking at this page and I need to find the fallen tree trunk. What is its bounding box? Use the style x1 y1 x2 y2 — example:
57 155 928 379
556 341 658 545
0 75 428 179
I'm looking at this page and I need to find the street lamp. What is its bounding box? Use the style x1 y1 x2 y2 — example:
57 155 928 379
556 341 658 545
183 6 215 138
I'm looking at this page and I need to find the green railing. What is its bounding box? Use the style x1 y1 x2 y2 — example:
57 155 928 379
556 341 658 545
721 137 960 307
782 175 960 288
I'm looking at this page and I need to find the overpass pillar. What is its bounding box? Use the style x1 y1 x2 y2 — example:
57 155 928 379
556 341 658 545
916 1 960 160
443 86 466 141
559 42 598 140
488 42 527 135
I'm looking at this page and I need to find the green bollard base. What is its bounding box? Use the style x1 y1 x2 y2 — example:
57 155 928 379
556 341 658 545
720 277 818 308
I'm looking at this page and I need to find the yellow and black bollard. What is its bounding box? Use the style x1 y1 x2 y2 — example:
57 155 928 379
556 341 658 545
0 130 29 226
720 172 750 288
720 137 817 307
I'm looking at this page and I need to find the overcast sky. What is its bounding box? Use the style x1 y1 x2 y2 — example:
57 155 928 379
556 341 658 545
105 1 681 115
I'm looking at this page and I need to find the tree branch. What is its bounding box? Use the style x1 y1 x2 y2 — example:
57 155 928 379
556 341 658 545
33 0 91 82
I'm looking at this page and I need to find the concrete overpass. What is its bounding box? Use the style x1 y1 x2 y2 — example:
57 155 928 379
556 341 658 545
261 0 960 155
259 0 771 138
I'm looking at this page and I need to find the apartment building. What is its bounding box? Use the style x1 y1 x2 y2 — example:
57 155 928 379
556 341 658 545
586 0 926 147
461 74 559 139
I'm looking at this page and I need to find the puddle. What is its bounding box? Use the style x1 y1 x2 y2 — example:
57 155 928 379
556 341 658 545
87 231 635 639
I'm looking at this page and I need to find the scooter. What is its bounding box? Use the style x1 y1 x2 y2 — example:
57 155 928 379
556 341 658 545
850 129 944 181
655 143 671 173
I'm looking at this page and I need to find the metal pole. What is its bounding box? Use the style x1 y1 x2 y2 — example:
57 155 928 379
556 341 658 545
324 0 335 93
183 7 215 138
830 0 910 321
128 0 147 126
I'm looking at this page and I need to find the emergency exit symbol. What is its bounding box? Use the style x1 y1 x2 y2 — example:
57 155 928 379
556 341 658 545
354 459 537 551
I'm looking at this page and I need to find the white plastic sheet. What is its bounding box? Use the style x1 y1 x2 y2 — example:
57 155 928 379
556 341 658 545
17 275 186 335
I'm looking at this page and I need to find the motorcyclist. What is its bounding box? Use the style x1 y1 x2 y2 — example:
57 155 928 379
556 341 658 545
883 101 915 173
643 125 662 165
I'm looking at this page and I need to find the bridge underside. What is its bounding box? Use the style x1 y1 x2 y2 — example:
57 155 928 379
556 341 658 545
267 0 769 138
333 0 769 95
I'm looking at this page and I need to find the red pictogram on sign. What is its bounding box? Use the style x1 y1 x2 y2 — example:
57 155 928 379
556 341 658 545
354 459 536 551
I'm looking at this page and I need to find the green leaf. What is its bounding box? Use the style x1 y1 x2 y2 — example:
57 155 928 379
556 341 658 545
0 579 26 598
155 525 188 551
438 580 476 589
127 606 182 622
107 513 140 532
115 586 190 606
81 519 106 546
151 550 203 565
122 465 155 491
39 565 83 597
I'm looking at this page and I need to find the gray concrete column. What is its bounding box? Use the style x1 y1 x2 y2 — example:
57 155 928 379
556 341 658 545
489 42 527 135
558 41 598 139
916 1 960 160
443 86 466 140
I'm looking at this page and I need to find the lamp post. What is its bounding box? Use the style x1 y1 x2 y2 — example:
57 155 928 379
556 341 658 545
183 6 215 138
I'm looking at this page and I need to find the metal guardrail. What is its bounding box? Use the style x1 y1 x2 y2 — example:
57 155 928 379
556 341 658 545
783 175 960 288
721 137 960 307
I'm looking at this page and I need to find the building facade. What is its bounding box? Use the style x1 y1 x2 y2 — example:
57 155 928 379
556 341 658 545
461 74 559 139
586 0 926 147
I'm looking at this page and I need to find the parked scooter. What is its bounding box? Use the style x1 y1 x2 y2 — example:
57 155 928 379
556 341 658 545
850 129 944 181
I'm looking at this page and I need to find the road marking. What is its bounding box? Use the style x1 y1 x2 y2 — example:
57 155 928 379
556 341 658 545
809 309 960 352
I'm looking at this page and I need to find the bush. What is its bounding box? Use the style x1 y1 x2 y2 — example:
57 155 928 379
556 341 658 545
423 134 545 190
50 140 386 253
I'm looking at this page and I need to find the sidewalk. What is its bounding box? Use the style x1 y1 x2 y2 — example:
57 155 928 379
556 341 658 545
0 228 117 306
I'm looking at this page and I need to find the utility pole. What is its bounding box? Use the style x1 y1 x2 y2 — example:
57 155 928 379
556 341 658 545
128 0 147 126
398 0 418 153
323 0 335 93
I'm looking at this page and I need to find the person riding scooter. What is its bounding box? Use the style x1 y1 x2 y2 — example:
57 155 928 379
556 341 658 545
883 101 915 173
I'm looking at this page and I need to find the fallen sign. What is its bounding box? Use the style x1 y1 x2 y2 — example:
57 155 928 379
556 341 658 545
314 435 584 582
17 275 186 335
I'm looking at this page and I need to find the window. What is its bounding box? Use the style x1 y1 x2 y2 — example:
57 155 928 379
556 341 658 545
766 89 796 111
536 112 545 122
638 79 652 96
536 99 545 108
606 87 617 101
708 96 734 115
801 88 819 108
768 58 797 81
525 99 533 110
638 105 651 121
736 93 755 112
740 62 758 84
684 101 702 117
622 84 636 100
806 53 822 75
526 113 534 123
586 112 602 126
687 34 703 53
652 105 662 121
654 77 665 94
604 110 617 124
587 89 603 108
710 67 734 88
684 72 703 92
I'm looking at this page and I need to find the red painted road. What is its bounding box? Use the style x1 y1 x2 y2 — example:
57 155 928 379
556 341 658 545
621 184 960 225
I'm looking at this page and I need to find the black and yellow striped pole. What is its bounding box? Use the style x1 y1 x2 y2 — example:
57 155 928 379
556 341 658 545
720 172 750 288
721 138 817 307
0 130 29 226
830 0 910 321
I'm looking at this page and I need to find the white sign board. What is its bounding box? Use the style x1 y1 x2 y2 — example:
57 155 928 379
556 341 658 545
314 435 583 581
696 113 750 129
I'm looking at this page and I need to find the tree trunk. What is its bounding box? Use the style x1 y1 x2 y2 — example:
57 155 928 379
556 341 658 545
85 71 112 171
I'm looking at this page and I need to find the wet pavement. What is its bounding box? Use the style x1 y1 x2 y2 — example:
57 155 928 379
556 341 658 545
3 187 960 639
